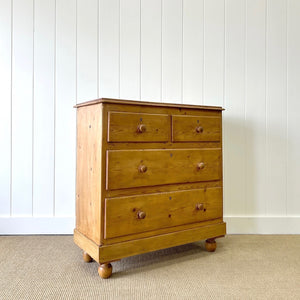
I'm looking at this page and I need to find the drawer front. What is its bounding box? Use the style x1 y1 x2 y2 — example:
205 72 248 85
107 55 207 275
172 115 221 142
108 111 170 142
106 148 221 190
104 188 222 239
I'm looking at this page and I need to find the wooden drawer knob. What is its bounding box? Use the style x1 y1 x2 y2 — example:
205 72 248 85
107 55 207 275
197 162 205 170
196 203 204 210
137 211 146 219
138 165 148 173
195 126 203 133
137 124 146 133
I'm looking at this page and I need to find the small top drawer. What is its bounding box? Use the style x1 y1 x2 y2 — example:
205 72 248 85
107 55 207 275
108 111 170 142
172 115 221 142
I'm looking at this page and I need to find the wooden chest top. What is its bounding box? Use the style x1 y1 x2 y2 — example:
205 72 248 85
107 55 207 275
74 97 224 111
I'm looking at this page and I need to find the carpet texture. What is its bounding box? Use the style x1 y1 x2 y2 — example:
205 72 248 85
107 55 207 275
0 235 299 299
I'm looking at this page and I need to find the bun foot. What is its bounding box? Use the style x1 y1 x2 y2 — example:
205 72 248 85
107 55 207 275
83 252 93 262
98 263 112 279
205 238 217 252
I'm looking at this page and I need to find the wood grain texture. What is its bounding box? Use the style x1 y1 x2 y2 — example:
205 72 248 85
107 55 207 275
104 188 222 239
107 142 221 150
74 222 226 263
76 99 222 255
76 104 103 244
106 148 221 190
105 180 222 198
99 222 226 263
103 218 223 245
75 99 225 277
74 229 100 263
108 111 170 142
172 115 221 142
75 98 223 111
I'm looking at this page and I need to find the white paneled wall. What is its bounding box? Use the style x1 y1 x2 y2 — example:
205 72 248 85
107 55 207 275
11 0 34 216
0 0 299 234
55 0 76 217
33 0 55 216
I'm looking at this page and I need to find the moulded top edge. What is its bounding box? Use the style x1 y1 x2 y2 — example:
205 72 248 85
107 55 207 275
74 98 225 111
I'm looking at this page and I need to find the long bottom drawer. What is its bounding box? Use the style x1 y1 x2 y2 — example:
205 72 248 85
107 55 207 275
104 187 222 239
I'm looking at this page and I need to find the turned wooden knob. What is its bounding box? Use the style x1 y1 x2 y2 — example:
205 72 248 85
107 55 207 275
196 203 204 210
195 126 203 133
137 124 146 133
197 162 205 170
138 165 148 173
137 211 146 219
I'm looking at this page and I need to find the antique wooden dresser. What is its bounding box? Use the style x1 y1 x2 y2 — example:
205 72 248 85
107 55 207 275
74 98 226 278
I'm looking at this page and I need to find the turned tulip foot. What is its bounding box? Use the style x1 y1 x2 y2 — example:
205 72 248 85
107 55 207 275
205 238 217 252
83 252 93 262
98 263 112 279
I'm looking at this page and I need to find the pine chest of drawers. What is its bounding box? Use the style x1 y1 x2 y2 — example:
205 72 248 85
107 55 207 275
73 98 226 278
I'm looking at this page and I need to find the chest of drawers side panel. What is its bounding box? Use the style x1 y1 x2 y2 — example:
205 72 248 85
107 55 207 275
76 104 103 245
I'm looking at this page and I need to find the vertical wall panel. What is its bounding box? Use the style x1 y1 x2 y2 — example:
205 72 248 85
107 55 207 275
162 0 182 103
287 0 300 215
141 0 161 102
245 0 267 215
266 0 287 215
55 0 76 216
99 0 119 98
77 0 98 101
33 0 55 216
120 0 140 100
0 0 11 216
11 0 34 215
182 0 204 105
1 0 300 233
223 0 246 216
203 0 224 106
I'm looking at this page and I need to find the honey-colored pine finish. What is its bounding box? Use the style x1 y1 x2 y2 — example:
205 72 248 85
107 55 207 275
74 98 226 278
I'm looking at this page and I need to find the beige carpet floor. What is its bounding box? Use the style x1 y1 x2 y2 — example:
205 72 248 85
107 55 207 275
0 235 299 300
